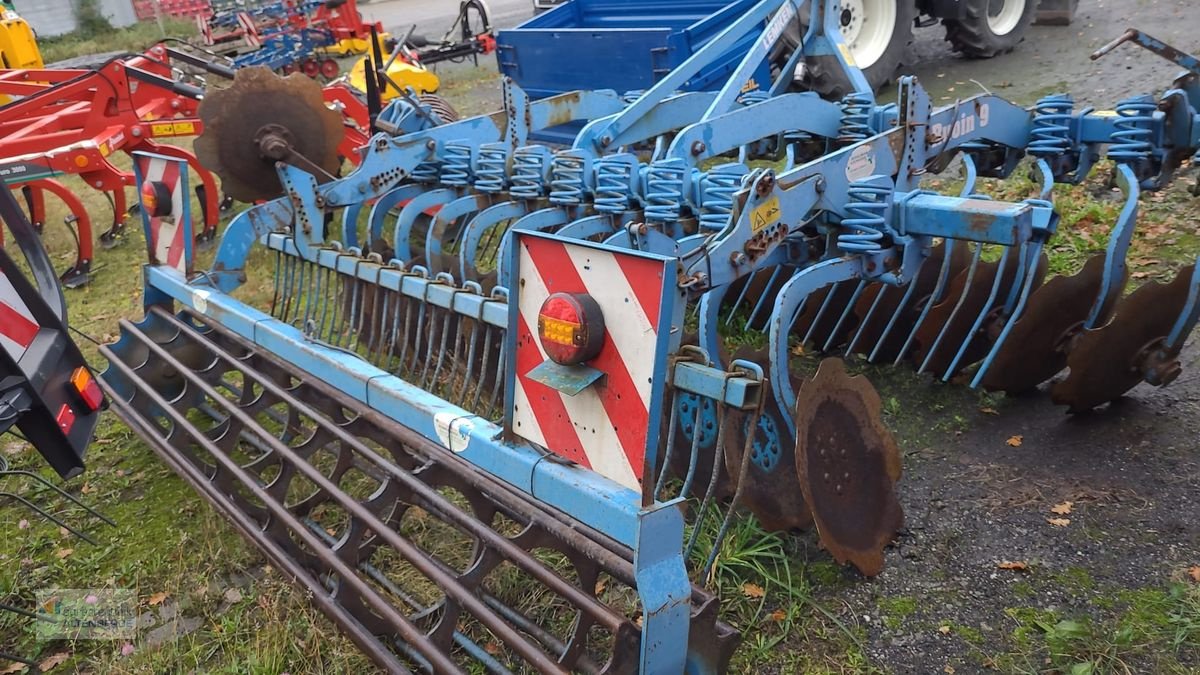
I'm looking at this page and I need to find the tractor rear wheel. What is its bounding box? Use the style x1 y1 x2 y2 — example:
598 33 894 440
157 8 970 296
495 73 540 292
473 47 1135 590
944 0 1036 58
801 0 917 100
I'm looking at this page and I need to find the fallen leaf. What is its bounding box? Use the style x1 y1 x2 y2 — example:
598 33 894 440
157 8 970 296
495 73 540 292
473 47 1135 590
742 583 765 599
0 662 26 674
980 407 999 416
147 591 169 607
939 625 951 634
1006 435 1023 447
120 643 135 657
769 609 787 622
996 561 1029 571
54 548 73 560
1047 518 1071 527
17 519 28 530
1051 501 1073 516
483 642 502 656
223 588 243 604
38 652 70 673
1188 566 1200 583
80 483 93 495
944 666 956 675
594 579 607 595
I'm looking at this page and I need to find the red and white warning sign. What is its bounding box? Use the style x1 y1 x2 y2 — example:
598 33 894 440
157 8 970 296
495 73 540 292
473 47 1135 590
510 233 678 490
0 270 38 361
134 152 191 275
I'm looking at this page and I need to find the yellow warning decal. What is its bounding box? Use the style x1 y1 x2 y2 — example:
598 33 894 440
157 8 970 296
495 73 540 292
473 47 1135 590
150 121 197 137
751 195 781 233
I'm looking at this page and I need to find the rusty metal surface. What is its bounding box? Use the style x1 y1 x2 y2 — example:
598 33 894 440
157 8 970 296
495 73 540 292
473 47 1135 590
981 254 1110 394
793 358 902 577
1051 264 1196 412
195 67 343 203
912 251 1047 377
848 242 967 360
721 347 813 532
98 306 737 673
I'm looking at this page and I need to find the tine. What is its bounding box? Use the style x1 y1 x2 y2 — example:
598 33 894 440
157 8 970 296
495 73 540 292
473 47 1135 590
895 239 963 364
0 491 97 545
802 283 839 346
684 400 727 560
2 470 115 526
942 246 1014 380
972 243 1049 388
822 280 868 353
917 245 983 374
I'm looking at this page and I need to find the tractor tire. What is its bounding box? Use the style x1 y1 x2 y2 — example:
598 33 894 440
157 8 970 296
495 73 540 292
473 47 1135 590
944 0 1036 59
804 0 917 100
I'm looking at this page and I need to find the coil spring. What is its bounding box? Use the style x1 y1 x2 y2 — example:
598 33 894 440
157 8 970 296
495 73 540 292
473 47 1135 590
1028 94 1074 158
838 181 890 254
594 157 633 215
838 92 873 145
509 148 545 200
412 161 440 183
440 142 473 186
1108 96 1156 164
549 153 586 205
474 145 508 193
644 158 686 223
698 165 745 232
738 90 770 106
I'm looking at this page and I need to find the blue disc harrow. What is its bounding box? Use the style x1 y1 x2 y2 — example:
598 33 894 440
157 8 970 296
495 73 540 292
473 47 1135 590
97 2 1200 671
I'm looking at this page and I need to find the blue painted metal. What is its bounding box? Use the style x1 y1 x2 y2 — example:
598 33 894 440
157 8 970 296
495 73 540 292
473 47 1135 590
497 0 770 101
109 8 1200 670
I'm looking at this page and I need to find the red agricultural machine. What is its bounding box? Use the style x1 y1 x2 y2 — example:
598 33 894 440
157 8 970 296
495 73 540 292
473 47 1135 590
0 44 374 288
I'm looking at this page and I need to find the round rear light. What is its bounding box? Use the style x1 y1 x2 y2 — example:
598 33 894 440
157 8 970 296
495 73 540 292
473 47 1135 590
537 292 605 365
141 180 171 218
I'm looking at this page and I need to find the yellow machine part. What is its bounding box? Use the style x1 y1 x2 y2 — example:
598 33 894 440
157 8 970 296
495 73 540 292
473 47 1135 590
347 55 440 100
319 32 391 58
0 14 43 70
0 12 43 104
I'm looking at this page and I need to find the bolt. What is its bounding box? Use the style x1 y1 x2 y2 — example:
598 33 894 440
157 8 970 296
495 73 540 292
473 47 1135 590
314 196 326 208
691 140 706 156
426 140 437 150
754 173 775 197
815 177 826 194
600 135 613 147
131 128 142 137
823 472 830 482
835 484 843 495
731 251 747 266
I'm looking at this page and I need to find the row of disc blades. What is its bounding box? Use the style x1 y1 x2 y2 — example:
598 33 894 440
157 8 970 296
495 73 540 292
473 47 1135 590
769 242 1196 412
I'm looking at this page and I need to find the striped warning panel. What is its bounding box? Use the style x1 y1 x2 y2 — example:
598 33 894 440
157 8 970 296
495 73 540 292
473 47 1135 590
0 269 38 361
510 234 676 490
133 152 191 275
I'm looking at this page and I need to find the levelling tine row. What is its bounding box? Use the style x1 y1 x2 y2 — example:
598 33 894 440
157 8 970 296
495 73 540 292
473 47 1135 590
99 306 738 674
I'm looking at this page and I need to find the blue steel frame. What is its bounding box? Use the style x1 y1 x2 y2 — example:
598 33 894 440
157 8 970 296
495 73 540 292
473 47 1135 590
116 7 1200 672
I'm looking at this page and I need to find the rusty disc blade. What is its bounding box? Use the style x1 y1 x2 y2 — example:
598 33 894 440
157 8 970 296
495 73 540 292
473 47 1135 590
849 241 967 360
794 358 902 577
912 251 1046 378
980 255 1110 393
1050 264 1196 412
195 67 344 203
722 347 813 531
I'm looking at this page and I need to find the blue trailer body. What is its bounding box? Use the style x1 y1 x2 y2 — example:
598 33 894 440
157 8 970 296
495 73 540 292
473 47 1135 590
496 0 774 101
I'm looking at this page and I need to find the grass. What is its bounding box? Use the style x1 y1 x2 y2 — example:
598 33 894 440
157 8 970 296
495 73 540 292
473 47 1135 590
4 13 1200 675
36 19 198 65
